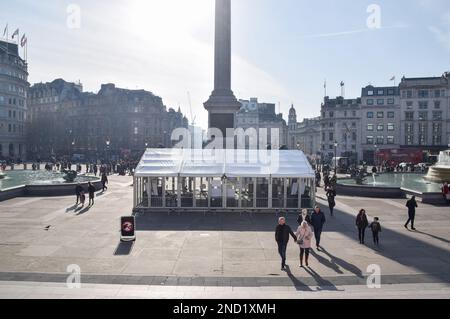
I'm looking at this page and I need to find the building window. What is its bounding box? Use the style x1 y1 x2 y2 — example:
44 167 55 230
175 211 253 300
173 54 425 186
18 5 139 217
387 98 395 105
388 89 395 95
387 123 395 131
387 112 395 118
329 133 334 141
367 112 374 119
432 123 442 145
418 90 429 98
418 101 428 109
377 90 384 95
377 112 384 118
377 99 384 105
433 111 442 121
366 136 374 144
435 90 441 98
367 124 374 131
418 111 428 121
377 124 384 131
387 136 395 145
367 90 374 96
407 90 413 98
434 101 441 109
367 99 374 106
418 123 428 145
405 111 414 121
329 112 334 118
376 136 384 145
352 111 356 117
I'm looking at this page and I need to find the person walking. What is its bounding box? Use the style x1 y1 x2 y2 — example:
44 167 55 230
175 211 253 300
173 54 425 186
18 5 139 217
88 182 96 206
75 183 83 206
297 209 311 225
326 186 336 216
310 205 326 250
356 209 369 244
93 164 98 177
296 221 313 268
405 196 418 230
369 217 382 246
79 190 86 207
275 217 297 271
101 173 108 192
442 182 449 204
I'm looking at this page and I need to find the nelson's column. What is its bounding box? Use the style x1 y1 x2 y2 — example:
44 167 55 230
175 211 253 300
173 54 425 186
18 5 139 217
204 0 241 137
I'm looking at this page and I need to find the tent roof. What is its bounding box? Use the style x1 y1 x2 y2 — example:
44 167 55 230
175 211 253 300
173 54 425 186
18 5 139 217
135 149 315 178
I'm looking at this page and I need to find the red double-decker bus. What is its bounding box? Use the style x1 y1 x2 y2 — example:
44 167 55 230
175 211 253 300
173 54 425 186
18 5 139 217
375 148 423 166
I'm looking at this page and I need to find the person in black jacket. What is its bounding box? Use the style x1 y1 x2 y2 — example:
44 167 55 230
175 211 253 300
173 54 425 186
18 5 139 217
326 186 336 216
75 184 83 206
275 217 297 271
88 182 96 207
310 206 326 250
356 209 369 244
405 196 418 230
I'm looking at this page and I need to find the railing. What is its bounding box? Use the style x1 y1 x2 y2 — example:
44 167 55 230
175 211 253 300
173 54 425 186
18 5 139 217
151 197 163 208
256 198 268 208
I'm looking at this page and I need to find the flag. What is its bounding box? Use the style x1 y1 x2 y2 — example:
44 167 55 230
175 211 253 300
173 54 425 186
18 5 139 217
340 81 345 87
390 76 396 81
20 34 27 47
2 24 7 37
11 28 19 39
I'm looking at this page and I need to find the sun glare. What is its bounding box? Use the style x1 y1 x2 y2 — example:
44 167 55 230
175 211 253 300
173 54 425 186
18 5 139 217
127 0 210 40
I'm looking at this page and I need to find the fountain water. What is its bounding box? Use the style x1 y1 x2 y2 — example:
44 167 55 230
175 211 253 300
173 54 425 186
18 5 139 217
424 150 450 183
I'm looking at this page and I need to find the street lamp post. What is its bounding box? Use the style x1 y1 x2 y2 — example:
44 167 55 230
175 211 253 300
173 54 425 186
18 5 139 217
106 140 111 164
334 141 338 175
374 144 378 167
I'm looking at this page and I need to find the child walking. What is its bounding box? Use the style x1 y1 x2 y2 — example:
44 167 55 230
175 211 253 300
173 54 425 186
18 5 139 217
369 217 382 246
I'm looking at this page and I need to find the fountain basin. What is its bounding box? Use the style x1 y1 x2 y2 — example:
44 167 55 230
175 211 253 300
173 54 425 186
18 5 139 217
0 170 101 201
336 173 445 204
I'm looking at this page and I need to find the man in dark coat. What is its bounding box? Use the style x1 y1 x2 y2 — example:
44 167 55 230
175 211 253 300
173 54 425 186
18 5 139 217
275 217 297 271
310 205 326 250
405 196 418 230
75 184 83 205
88 182 96 207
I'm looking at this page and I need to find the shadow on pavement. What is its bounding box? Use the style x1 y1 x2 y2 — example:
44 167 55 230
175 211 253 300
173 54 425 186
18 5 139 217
114 241 134 256
134 201 450 284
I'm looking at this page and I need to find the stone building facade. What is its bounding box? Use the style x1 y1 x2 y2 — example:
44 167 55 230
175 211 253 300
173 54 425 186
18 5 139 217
288 106 320 160
360 85 401 164
235 98 288 149
320 96 362 164
0 40 29 160
28 80 188 161
399 74 449 152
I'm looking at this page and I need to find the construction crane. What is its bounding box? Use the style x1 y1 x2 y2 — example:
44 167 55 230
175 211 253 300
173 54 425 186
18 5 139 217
187 91 196 126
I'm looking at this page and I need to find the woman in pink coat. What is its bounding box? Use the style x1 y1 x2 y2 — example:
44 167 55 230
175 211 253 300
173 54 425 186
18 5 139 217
296 221 313 268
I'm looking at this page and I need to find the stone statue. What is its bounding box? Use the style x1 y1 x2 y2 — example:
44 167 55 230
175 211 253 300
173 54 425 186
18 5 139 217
62 170 77 183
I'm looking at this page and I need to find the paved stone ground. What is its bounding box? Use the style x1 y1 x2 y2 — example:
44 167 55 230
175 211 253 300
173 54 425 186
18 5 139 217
0 175 449 298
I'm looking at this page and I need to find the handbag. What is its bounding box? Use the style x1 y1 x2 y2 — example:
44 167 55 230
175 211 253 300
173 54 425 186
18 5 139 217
297 232 306 246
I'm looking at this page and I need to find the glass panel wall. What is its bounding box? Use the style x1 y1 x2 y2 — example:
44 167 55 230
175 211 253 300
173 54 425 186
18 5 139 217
272 178 284 208
210 177 223 208
256 178 269 208
150 177 163 207
286 178 299 208
165 177 178 208
241 177 254 208
301 178 313 208
195 177 209 208
180 177 194 208
226 177 239 208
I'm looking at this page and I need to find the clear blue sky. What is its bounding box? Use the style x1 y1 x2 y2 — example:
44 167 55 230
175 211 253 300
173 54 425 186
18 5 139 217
1 0 449 128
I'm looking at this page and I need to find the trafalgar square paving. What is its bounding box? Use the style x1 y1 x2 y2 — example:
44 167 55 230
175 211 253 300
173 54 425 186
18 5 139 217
0 174 449 298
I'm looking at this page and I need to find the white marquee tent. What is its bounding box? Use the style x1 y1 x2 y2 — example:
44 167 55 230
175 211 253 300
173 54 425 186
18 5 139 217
133 149 316 212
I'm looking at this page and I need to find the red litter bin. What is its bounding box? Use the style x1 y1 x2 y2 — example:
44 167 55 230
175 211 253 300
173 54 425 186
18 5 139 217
120 216 136 242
